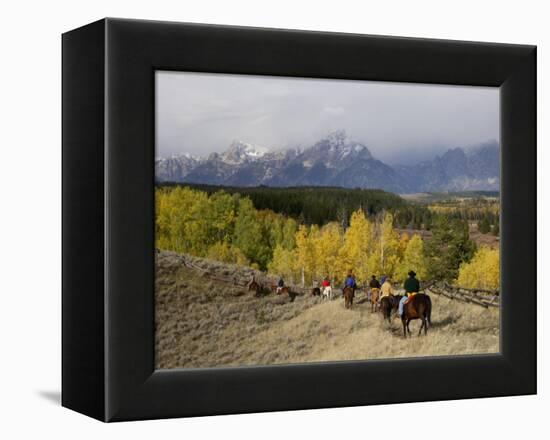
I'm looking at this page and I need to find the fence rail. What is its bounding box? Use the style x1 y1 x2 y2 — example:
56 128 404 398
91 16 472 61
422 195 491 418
425 282 499 308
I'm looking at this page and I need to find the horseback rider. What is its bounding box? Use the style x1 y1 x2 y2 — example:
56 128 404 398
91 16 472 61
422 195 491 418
369 274 381 300
344 270 357 291
369 275 381 290
276 277 285 294
321 277 332 299
398 271 420 316
380 276 393 300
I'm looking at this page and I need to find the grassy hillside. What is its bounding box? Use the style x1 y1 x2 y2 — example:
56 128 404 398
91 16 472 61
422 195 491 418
155 251 499 369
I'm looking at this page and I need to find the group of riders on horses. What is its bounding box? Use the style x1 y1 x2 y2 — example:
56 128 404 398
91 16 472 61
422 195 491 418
274 269 421 318
334 269 421 318
338 269 431 336
253 268 430 336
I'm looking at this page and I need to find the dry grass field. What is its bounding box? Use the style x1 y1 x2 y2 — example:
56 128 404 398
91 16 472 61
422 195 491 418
155 250 499 369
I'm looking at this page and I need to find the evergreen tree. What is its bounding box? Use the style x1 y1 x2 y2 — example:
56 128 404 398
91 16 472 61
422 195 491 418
425 215 476 281
478 215 491 234
492 217 500 236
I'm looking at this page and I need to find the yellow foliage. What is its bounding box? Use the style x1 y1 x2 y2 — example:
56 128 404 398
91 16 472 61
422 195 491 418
456 246 499 290
206 242 249 266
395 234 428 282
157 187 492 289
155 187 211 255
378 213 401 277
313 222 343 282
267 245 298 283
399 232 410 255
294 225 317 286
337 210 373 284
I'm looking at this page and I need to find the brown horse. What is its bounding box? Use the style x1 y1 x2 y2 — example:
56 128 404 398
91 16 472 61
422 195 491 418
370 288 380 312
380 294 399 323
311 287 321 296
269 283 289 295
248 280 262 297
401 294 432 337
276 286 290 295
343 287 355 309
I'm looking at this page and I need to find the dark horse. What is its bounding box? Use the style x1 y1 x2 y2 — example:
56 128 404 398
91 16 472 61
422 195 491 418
343 287 355 309
248 280 262 297
311 287 321 297
380 294 399 323
401 294 432 337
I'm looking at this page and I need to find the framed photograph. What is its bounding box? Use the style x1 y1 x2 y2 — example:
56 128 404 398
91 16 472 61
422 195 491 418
62 18 536 422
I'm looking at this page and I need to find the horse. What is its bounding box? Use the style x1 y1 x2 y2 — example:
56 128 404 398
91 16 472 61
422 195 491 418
277 286 290 295
401 293 432 337
321 286 333 300
370 288 380 312
248 280 262 297
380 294 399 323
343 287 355 309
269 283 290 295
311 287 321 297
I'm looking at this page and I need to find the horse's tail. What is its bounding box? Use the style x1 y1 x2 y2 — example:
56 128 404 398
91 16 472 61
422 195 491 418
426 296 432 326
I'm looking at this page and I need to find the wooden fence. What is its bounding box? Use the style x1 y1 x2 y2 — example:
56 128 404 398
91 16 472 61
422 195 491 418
425 282 499 308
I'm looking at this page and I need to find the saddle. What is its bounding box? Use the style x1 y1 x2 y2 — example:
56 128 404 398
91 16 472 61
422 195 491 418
404 292 418 305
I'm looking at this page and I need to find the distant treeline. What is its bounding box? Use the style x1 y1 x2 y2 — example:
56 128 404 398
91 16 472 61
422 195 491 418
414 191 499 202
428 197 500 235
157 183 434 229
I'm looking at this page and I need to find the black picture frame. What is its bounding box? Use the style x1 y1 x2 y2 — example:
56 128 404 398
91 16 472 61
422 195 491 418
62 18 536 422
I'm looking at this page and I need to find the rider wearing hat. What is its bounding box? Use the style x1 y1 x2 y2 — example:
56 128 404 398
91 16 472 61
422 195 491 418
277 277 285 294
380 276 393 300
369 274 381 301
398 271 420 316
344 270 357 291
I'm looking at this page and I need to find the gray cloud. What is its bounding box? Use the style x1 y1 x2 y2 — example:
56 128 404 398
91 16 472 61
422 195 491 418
156 71 499 164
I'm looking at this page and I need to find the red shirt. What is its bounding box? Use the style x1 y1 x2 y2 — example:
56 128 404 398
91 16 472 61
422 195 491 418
321 279 330 287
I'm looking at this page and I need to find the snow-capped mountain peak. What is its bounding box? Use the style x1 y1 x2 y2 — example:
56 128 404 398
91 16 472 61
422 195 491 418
308 130 373 163
155 153 202 182
325 129 347 146
220 141 269 165
155 134 499 193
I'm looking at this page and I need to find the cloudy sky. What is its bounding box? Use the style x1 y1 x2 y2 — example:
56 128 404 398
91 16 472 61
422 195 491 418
156 71 499 165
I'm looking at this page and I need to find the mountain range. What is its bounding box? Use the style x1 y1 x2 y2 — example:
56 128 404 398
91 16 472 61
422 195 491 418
155 130 499 194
